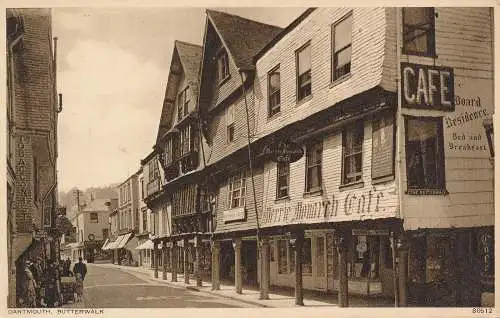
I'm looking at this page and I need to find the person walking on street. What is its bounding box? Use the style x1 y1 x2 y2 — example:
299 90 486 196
30 257 43 306
24 260 37 308
44 259 59 307
73 257 87 281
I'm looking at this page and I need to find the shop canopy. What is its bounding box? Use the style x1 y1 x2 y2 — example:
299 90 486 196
101 238 110 250
115 232 134 249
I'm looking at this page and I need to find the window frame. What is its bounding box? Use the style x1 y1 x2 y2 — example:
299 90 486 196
90 212 99 224
404 115 446 194
177 87 190 121
371 112 397 181
341 120 365 186
331 11 353 82
402 7 437 57
228 169 247 209
276 161 290 200
305 141 323 194
226 104 235 143
217 50 230 84
295 41 312 102
268 65 281 117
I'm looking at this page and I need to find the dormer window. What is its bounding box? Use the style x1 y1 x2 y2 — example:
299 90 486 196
177 87 190 121
218 50 230 83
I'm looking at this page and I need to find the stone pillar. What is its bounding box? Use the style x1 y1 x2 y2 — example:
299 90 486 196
162 243 168 280
233 238 243 294
194 236 202 287
259 238 270 300
336 231 349 307
397 237 409 307
171 243 178 282
153 241 159 278
211 240 220 290
294 231 304 306
184 239 190 284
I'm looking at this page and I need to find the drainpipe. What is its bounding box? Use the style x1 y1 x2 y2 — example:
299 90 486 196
394 7 403 307
238 70 264 299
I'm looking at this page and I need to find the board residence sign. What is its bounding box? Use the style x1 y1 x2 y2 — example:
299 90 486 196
262 140 304 163
401 63 455 111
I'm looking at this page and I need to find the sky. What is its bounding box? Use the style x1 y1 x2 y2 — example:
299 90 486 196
54 7 306 192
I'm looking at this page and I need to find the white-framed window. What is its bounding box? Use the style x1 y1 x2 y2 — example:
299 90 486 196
268 65 281 116
226 104 235 143
342 120 364 185
276 161 290 199
228 169 246 209
296 42 312 101
332 12 353 81
305 141 322 193
403 7 436 57
90 212 98 224
218 50 230 82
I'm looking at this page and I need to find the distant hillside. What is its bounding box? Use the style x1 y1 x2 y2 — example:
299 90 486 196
58 184 119 210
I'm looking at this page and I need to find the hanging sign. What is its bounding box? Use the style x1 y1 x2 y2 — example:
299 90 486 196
401 63 455 111
262 140 304 163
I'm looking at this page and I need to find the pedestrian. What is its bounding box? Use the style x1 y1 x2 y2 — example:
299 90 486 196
30 257 43 306
24 260 37 308
65 258 73 276
43 259 58 308
72 257 87 281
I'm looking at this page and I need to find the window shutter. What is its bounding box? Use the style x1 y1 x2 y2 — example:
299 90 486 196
371 113 395 180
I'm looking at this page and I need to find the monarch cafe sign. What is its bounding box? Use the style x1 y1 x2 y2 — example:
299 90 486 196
262 140 305 163
401 62 455 111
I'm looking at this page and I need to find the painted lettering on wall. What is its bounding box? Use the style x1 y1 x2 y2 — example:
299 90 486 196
15 136 29 204
401 63 454 111
444 78 493 157
261 187 394 226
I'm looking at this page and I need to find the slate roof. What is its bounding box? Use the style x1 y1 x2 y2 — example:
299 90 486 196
175 40 202 85
206 10 283 71
155 41 202 145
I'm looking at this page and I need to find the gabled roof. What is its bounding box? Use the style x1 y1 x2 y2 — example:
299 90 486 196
206 10 283 71
155 41 202 145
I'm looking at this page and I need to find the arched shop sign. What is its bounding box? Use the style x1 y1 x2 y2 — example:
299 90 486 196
263 140 304 163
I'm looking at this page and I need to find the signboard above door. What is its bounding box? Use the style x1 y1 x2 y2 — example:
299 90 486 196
401 63 455 111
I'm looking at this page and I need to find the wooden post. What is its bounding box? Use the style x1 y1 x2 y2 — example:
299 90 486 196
162 243 167 280
336 231 349 307
195 236 202 287
294 230 304 306
259 237 270 300
153 241 159 278
171 243 178 282
184 239 190 284
234 238 243 294
397 237 409 307
391 232 399 307
211 240 221 290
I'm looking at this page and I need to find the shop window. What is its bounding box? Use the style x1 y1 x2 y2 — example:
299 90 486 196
90 212 98 223
352 235 379 279
277 240 288 274
296 43 311 101
268 65 281 116
372 113 395 180
276 161 290 199
342 120 364 185
332 12 353 81
302 237 312 275
226 104 235 143
177 87 190 121
218 51 230 83
228 169 246 209
405 116 445 192
305 141 323 193
316 236 325 277
426 235 450 283
403 7 436 56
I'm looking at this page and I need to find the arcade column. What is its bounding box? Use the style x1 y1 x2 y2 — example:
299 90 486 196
153 241 159 278
194 236 202 287
259 237 270 300
293 230 304 306
184 238 190 285
171 242 178 282
233 238 242 294
211 240 220 290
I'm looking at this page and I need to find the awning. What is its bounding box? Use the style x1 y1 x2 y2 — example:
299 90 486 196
116 232 133 249
135 240 154 250
105 238 119 250
101 238 110 250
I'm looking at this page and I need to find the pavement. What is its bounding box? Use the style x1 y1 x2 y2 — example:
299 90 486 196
61 264 254 308
62 262 394 308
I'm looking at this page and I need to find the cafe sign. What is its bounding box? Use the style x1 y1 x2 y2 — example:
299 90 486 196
262 140 304 163
401 63 455 111
223 207 246 223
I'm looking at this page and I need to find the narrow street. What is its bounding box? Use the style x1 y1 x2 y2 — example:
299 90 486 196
78 264 254 308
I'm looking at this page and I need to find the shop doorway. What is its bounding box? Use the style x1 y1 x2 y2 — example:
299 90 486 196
220 241 235 284
242 240 258 287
